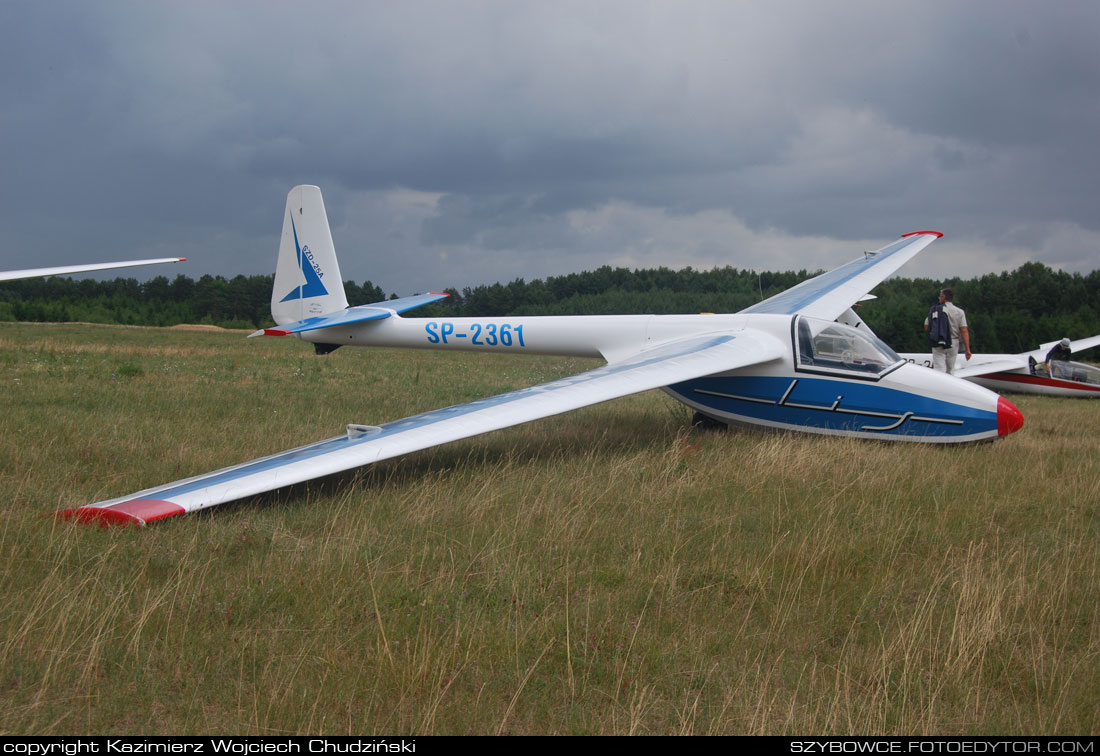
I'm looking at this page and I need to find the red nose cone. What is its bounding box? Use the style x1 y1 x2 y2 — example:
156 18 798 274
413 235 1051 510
997 396 1024 436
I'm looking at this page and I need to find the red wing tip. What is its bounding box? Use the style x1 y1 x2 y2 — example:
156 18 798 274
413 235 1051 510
430 292 451 298
57 507 145 527
264 328 292 336
177 257 188 262
56 499 186 528
901 230 944 238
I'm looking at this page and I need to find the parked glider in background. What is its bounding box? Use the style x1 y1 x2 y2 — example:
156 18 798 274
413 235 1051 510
0 257 186 282
60 186 1024 526
900 335 1100 398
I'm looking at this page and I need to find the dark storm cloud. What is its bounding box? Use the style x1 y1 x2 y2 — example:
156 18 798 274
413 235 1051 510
2 1 1098 293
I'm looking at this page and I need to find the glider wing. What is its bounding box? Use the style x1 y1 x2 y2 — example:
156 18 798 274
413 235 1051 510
0 257 186 282
61 329 784 526
1038 334 1100 356
947 334 1100 379
950 357 1030 380
741 232 942 320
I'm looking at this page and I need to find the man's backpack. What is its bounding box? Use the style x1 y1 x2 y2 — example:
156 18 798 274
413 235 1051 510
927 303 952 349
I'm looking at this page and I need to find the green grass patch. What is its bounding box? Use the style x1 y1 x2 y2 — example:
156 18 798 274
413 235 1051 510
0 322 1098 734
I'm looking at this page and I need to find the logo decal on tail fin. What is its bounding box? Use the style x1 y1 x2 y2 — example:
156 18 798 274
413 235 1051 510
280 216 330 302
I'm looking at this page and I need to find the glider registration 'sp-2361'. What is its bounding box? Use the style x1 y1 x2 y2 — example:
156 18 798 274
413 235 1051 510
900 335 1100 398
0 257 186 282
60 186 1024 526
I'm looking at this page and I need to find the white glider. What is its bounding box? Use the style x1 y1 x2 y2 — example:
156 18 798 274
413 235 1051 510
900 335 1100 398
0 257 186 282
61 186 1023 526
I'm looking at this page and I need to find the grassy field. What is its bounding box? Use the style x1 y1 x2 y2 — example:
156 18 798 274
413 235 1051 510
1 321 1097 735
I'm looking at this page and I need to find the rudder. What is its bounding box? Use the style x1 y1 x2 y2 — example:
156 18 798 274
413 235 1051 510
272 185 349 325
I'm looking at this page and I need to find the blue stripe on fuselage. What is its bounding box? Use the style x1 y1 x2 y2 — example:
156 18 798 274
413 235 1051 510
667 375 996 438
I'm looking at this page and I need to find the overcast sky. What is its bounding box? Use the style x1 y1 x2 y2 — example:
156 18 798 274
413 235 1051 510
2 1 1098 295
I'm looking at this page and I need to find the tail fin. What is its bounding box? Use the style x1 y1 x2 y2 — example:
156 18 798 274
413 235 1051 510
271 185 349 326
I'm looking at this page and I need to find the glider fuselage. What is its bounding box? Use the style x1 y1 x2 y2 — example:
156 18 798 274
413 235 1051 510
968 362 1100 398
903 352 1100 398
300 312 1019 443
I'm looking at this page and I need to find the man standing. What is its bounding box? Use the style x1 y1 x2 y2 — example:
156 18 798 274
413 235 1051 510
924 288 972 375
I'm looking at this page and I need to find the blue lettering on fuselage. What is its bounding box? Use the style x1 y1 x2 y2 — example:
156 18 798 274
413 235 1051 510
424 322 526 347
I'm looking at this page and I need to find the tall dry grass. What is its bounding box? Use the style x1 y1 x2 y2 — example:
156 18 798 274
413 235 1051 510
0 322 1097 734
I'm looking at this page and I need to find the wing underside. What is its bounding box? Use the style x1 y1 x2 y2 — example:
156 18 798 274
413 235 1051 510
61 330 784 526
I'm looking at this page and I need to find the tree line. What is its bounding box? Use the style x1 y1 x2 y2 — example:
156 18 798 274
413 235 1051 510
2 261 1098 354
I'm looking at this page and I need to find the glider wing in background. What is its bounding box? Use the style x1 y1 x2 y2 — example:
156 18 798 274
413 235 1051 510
0 257 186 283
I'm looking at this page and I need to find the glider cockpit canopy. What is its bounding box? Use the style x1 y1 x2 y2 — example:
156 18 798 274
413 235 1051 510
794 316 903 379
1044 360 1100 386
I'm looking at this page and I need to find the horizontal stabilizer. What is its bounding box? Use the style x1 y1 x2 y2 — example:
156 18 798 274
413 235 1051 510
251 292 450 337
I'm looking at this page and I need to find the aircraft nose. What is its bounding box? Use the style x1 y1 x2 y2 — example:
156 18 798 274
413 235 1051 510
997 396 1024 436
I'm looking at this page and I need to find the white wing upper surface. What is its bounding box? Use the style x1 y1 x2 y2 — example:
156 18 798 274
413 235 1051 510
1045 334 1100 356
63 330 784 525
741 232 941 320
0 257 186 282
951 357 1030 379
